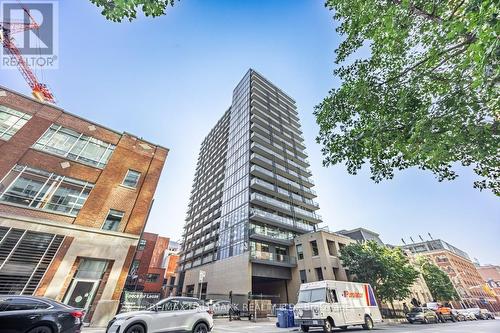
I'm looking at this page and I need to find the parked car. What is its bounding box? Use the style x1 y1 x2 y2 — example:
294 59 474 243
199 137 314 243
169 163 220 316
0 295 84 333
451 309 466 321
406 307 439 324
459 309 477 321
106 297 213 333
476 308 495 320
423 302 456 322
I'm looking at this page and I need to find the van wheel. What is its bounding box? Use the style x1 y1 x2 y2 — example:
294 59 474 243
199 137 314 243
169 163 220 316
300 325 309 332
362 316 374 330
323 318 333 333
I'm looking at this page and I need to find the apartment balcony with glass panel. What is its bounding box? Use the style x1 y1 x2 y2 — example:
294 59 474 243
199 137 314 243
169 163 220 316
249 250 297 267
250 101 303 141
250 177 320 212
250 81 300 124
250 93 302 136
249 224 294 246
250 113 304 146
250 192 293 217
250 141 311 177
250 164 317 199
293 205 322 224
249 207 314 233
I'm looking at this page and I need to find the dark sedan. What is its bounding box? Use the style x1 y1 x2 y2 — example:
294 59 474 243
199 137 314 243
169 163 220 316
0 295 84 333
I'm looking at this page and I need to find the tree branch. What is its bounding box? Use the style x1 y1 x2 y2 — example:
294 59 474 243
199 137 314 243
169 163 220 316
448 0 466 20
381 35 475 85
392 0 444 23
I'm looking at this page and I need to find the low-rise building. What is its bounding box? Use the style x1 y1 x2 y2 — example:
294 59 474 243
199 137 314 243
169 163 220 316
476 264 500 312
403 239 497 310
0 86 168 325
288 230 356 303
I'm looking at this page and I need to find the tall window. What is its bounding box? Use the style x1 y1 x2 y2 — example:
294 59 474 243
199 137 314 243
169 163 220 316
33 124 115 168
101 209 124 231
146 274 159 283
296 244 304 260
0 105 32 141
0 165 94 216
138 239 147 250
310 240 319 256
315 267 324 281
300 269 307 283
122 170 141 188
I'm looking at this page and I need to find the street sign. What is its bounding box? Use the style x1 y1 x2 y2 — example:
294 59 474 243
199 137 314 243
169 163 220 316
199 270 206 282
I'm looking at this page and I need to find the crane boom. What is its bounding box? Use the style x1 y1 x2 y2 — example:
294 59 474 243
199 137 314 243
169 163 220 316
0 4 55 103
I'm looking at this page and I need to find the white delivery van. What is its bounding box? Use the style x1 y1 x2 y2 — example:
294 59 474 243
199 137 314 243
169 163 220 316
294 280 382 332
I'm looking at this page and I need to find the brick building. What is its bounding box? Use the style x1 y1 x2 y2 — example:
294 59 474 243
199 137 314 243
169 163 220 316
0 86 168 325
403 239 497 310
476 264 500 312
125 232 179 296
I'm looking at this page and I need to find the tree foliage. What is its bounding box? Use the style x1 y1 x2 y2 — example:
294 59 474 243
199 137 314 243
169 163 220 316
339 241 419 305
417 257 459 302
315 0 499 195
90 0 176 22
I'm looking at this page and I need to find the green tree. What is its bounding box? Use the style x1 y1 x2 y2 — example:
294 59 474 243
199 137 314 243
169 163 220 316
90 0 176 22
417 257 459 302
339 241 419 310
315 0 499 195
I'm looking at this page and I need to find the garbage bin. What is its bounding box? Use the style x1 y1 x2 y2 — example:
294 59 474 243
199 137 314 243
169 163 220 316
287 308 296 327
276 308 288 328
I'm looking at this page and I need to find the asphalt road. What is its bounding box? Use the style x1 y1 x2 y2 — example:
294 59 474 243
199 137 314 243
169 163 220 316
83 318 500 333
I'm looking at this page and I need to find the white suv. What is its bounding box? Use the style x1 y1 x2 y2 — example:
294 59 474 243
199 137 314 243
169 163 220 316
106 297 214 333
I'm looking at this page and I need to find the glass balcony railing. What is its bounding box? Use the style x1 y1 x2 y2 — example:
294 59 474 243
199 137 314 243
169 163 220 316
251 193 291 211
250 250 297 265
249 225 295 241
250 208 314 232
251 177 275 191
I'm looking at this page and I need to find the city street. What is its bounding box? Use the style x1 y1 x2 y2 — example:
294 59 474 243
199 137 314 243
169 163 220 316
83 318 500 333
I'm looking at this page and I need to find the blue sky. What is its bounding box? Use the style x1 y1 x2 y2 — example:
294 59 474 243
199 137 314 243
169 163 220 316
1 0 498 264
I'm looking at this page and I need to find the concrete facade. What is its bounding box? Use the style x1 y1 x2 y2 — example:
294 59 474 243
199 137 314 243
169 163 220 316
0 86 168 325
288 230 355 303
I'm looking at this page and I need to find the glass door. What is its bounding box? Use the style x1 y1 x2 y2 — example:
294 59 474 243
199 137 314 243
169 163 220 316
64 279 99 309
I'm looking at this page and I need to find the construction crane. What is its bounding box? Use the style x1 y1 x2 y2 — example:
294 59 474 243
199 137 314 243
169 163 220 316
0 2 55 103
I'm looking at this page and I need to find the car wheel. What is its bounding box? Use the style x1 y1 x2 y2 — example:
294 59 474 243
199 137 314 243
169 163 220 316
300 325 309 332
193 322 208 333
323 318 333 333
125 324 146 333
408 320 414 324
423 317 428 324
451 315 456 322
362 316 374 330
27 326 52 333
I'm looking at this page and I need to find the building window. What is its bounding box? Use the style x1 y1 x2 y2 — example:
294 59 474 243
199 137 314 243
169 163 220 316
186 284 195 297
0 165 94 216
310 240 319 256
0 105 32 141
146 274 160 283
327 240 337 256
129 260 140 276
33 124 115 168
300 269 307 283
0 226 64 295
296 244 304 260
101 209 124 231
122 170 141 188
138 239 147 251
315 267 324 281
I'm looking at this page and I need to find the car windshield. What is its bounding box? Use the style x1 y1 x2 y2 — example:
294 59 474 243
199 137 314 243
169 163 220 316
410 308 423 313
298 288 326 303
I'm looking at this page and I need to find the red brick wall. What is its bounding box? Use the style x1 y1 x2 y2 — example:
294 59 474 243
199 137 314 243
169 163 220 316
0 87 168 237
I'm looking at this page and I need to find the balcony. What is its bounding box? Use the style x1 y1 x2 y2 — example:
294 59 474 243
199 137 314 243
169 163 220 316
250 208 314 233
250 250 297 267
249 225 294 246
250 193 292 216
